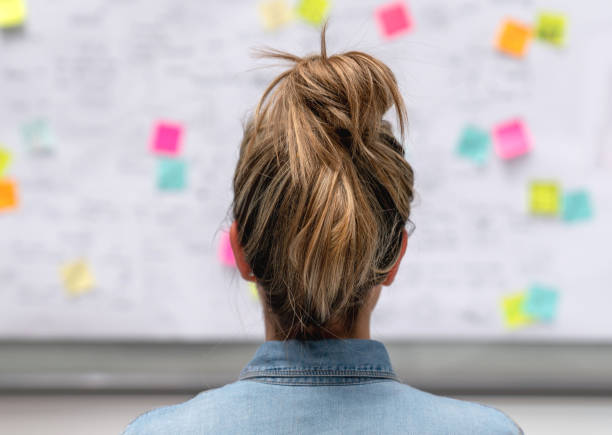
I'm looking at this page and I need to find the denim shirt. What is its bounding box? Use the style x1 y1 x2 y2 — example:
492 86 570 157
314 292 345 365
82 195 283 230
124 339 522 434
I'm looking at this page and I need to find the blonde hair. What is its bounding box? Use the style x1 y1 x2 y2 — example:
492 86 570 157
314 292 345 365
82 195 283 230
232 27 415 340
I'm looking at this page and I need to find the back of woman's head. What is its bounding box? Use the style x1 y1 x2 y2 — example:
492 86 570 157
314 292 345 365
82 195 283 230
232 27 415 340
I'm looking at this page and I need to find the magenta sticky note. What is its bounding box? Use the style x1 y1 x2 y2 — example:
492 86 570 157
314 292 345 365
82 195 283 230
151 121 183 155
493 119 531 160
375 1 413 40
218 232 236 267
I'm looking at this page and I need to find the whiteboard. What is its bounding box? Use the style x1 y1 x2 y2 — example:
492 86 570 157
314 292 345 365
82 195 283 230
1 0 611 341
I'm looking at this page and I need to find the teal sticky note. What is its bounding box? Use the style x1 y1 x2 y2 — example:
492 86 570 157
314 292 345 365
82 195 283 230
456 125 491 165
22 119 55 153
562 190 593 222
157 158 186 191
524 284 559 322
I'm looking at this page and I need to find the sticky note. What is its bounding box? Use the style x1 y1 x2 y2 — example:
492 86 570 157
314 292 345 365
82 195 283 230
295 0 329 26
22 119 55 153
248 282 260 301
524 284 559 322
496 19 532 57
61 260 95 296
0 0 26 28
493 119 531 160
0 147 12 177
456 125 491 165
501 291 532 328
529 181 560 215
151 121 183 156
258 0 293 30
157 158 186 191
536 12 567 46
375 1 413 40
562 190 593 222
218 231 236 267
0 179 18 211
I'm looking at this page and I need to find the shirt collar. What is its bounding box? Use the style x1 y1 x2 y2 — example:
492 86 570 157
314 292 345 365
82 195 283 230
239 339 397 381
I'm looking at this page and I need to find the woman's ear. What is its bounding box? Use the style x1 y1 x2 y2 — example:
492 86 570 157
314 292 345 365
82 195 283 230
229 221 257 282
382 228 408 286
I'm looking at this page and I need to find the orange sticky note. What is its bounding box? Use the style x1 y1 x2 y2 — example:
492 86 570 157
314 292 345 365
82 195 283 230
496 19 532 58
0 179 18 210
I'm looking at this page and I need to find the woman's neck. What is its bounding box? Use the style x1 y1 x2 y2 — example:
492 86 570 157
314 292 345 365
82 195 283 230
262 285 381 341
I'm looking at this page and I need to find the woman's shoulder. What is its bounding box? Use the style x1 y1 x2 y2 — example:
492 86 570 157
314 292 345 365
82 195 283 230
123 380 522 435
122 383 243 435
382 381 523 434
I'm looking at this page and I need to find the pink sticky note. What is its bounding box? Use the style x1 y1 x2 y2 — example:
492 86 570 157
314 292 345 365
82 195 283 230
151 121 183 155
375 1 413 40
218 232 236 267
493 119 531 159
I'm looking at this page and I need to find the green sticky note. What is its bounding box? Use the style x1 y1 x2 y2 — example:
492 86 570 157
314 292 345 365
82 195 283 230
529 181 560 216
157 158 186 191
536 12 567 46
456 125 491 165
22 119 56 153
296 0 330 26
562 190 593 222
0 147 12 177
524 284 559 322
501 291 533 328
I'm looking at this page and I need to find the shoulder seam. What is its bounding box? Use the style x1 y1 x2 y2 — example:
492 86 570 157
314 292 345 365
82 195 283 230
473 402 524 435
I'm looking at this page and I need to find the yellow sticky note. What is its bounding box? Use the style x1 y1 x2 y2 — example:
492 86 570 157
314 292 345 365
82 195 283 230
529 181 560 215
536 12 567 46
61 260 95 296
502 291 532 328
0 179 18 211
0 0 27 28
0 147 12 177
258 0 293 31
248 282 259 301
296 0 330 26
496 19 532 58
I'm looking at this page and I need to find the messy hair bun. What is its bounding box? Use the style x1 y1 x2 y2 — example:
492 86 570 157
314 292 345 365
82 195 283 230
232 26 415 340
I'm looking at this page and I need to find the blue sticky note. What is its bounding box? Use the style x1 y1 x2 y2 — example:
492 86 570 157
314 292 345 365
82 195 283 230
22 119 56 153
157 158 186 191
524 284 559 322
562 190 593 222
456 125 491 165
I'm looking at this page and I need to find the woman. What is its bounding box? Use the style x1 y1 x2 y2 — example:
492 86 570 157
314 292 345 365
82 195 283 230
124 28 522 434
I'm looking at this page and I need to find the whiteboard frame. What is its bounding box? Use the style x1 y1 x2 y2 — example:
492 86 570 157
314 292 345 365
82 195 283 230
1 341 611 393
